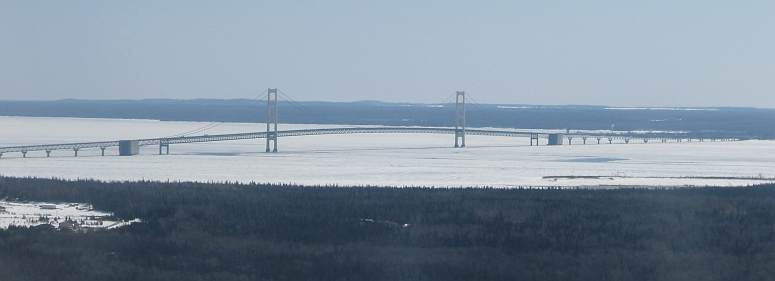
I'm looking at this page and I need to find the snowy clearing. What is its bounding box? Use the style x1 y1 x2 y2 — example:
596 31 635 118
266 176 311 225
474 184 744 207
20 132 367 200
0 200 139 230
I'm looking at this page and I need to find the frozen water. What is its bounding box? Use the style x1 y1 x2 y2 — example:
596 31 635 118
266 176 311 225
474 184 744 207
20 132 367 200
1 116 774 188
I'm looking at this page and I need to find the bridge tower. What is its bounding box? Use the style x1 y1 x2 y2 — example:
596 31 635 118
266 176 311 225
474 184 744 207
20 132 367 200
454 91 466 148
266 88 279 153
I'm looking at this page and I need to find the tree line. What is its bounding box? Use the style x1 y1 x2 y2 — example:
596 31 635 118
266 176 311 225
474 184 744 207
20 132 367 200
2 177 775 280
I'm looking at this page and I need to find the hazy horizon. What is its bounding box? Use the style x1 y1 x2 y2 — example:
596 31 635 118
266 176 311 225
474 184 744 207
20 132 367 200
1 97 772 110
2 1 774 107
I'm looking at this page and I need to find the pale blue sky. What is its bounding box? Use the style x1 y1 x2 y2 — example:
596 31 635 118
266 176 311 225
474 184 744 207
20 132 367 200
1 1 773 107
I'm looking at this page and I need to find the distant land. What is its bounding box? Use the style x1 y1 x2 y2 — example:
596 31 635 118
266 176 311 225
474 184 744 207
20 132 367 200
1 99 774 138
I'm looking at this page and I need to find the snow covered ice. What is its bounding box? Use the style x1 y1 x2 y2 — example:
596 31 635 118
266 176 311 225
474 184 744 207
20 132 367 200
1 116 774 188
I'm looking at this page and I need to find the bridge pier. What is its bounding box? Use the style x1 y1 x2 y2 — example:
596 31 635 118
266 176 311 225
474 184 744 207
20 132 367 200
530 134 539 146
119 140 140 156
46 150 51 157
73 148 79 157
266 133 278 153
625 138 630 144
567 137 573 145
454 91 466 148
608 138 613 144
582 137 587 145
547 134 564 145
597 138 601 144
21 151 27 158
100 147 106 156
643 139 649 144
159 143 170 155
454 130 465 148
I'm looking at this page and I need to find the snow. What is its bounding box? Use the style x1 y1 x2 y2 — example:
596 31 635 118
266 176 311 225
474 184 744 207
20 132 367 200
0 116 774 188
0 200 138 230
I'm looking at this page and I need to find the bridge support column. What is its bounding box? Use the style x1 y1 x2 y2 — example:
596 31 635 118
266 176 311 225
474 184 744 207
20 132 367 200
21 151 27 158
454 130 465 148
608 138 613 144
582 137 587 145
266 88 279 153
73 148 79 157
119 140 140 156
46 150 51 157
454 91 466 148
530 134 539 146
597 138 601 144
100 147 106 156
567 137 573 145
159 143 170 155
625 139 630 144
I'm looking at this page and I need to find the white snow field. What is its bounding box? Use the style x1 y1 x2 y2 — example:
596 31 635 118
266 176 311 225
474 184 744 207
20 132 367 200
0 200 140 230
1 116 774 188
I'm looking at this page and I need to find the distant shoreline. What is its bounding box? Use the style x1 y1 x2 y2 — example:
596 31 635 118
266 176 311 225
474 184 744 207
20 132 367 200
1 99 772 138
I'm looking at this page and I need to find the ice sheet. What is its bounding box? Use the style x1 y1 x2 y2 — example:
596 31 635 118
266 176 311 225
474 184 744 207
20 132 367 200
1 116 774 188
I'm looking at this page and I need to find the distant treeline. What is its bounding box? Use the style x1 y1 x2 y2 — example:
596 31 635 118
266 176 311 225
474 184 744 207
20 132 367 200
2 177 775 280
1 99 773 138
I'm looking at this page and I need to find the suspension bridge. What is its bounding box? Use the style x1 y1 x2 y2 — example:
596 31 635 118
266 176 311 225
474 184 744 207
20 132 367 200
0 89 739 158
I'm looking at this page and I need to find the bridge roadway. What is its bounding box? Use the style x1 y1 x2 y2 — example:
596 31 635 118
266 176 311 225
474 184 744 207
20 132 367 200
0 126 737 157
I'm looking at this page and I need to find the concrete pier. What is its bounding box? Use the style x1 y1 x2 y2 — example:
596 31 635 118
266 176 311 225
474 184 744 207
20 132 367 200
159 143 170 155
548 134 564 146
454 91 466 148
119 140 140 156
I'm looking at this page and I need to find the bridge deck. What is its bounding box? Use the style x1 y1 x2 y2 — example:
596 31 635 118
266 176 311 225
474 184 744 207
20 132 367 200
0 127 736 155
